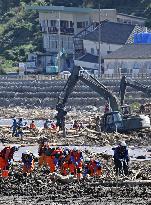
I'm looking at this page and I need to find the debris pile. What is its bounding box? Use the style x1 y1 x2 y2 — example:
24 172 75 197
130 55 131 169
0 160 150 204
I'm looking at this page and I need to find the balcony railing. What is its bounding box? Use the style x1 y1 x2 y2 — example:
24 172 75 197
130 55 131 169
41 27 74 35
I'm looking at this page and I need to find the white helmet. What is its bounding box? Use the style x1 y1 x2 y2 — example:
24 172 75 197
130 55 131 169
120 141 127 147
25 150 30 154
73 146 78 151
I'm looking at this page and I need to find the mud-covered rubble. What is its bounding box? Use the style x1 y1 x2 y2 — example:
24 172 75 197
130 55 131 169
0 125 151 147
0 160 151 205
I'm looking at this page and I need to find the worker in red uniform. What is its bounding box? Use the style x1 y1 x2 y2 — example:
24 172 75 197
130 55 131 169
70 147 83 179
0 146 19 177
30 120 36 130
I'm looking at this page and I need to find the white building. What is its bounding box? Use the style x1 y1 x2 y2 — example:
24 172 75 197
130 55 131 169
27 5 117 72
74 21 150 74
103 44 151 76
27 5 148 73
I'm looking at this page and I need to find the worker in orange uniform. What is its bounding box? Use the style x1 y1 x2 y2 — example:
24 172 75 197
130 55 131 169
61 159 70 176
45 147 57 173
70 147 83 179
89 158 102 177
38 138 49 168
30 120 36 130
22 150 34 176
61 148 71 175
0 146 19 177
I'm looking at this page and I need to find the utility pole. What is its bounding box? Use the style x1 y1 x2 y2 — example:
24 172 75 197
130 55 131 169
98 3 101 77
58 11 61 72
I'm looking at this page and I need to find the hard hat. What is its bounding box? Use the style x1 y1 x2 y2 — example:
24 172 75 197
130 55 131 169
25 150 30 154
65 150 69 155
13 145 19 151
73 147 78 151
120 141 127 147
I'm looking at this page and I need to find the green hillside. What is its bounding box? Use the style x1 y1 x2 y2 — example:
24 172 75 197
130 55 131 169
0 0 150 73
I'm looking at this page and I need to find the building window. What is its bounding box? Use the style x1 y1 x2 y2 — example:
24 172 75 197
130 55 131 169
70 21 74 28
77 22 83 28
77 21 87 28
51 20 57 27
60 20 69 28
91 48 94 55
121 68 128 73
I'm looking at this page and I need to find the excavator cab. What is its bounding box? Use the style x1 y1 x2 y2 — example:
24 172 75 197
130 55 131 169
102 111 124 132
121 105 131 116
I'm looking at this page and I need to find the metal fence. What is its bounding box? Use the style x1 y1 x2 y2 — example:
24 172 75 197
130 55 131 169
0 73 150 81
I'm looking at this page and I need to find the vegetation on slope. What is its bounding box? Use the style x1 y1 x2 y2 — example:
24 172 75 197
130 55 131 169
0 0 150 73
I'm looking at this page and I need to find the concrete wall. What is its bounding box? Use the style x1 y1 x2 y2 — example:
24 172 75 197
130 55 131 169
104 58 151 75
43 34 73 53
117 13 146 26
91 9 117 23
74 59 97 70
83 40 122 57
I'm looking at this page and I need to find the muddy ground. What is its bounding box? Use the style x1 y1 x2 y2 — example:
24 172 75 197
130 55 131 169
0 107 151 204
0 160 150 205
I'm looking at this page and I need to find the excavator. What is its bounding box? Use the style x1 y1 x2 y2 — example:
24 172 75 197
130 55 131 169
120 75 151 106
56 67 150 133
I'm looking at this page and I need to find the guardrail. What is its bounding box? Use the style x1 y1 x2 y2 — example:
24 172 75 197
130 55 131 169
0 73 150 80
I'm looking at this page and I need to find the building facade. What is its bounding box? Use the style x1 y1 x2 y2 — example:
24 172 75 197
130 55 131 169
74 21 150 74
117 13 146 26
103 44 151 76
27 5 148 73
27 5 117 73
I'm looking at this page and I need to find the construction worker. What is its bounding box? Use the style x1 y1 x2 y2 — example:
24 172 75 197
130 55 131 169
113 141 129 176
38 138 49 168
70 147 83 179
30 120 36 130
22 150 34 175
0 146 19 177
